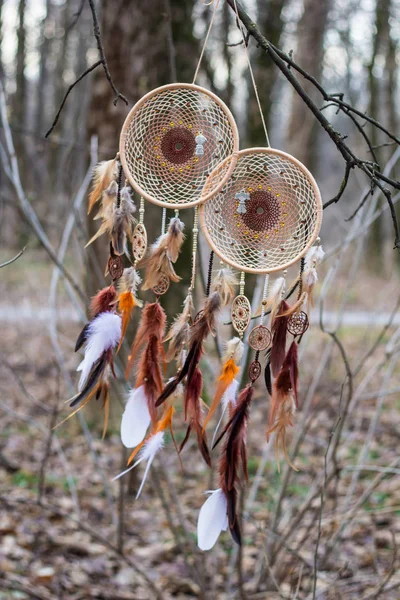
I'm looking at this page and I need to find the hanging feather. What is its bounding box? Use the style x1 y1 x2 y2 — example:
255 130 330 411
125 301 166 378
179 367 212 467
277 291 308 318
264 349 272 396
211 378 240 448
266 342 299 472
76 312 121 391
115 406 174 498
141 217 185 290
211 268 238 307
197 489 228 551
86 185 137 252
89 285 117 319
217 384 254 546
120 385 152 448
156 291 221 407
164 293 194 365
256 276 285 321
302 245 325 307
57 313 121 432
117 268 142 351
203 337 243 431
123 302 166 448
270 300 290 377
87 158 118 214
93 180 117 221
111 186 137 255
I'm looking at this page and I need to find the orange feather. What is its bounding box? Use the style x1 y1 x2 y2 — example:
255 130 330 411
117 291 135 352
203 358 239 431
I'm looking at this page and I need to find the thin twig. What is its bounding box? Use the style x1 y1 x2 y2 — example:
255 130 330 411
0 246 26 268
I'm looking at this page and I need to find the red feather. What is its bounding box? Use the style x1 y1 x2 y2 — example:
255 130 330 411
89 286 117 319
180 367 211 467
156 292 221 407
284 340 299 407
126 302 166 378
218 384 254 545
270 300 290 377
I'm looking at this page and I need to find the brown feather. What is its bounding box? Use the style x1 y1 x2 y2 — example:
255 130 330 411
141 217 185 290
156 292 221 407
180 367 211 467
270 300 290 377
218 384 253 546
89 286 117 319
88 158 118 214
125 302 166 378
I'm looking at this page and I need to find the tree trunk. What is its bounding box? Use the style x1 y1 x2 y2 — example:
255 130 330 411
247 0 288 146
286 0 331 170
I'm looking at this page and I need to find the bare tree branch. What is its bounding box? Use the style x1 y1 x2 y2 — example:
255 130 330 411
225 0 400 251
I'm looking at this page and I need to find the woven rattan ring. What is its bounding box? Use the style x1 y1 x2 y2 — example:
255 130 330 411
199 148 323 273
119 84 239 209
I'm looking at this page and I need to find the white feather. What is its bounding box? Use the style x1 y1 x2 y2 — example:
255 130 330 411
77 312 121 390
211 379 239 447
222 378 240 411
304 245 324 271
269 276 284 300
113 431 164 498
120 386 151 448
314 245 325 264
197 489 228 551
134 431 164 498
303 268 318 288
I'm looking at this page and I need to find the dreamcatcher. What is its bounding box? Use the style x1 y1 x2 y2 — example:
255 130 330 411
57 0 325 554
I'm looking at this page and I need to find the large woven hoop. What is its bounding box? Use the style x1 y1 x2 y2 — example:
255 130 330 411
119 83 239 209
199 148 323 273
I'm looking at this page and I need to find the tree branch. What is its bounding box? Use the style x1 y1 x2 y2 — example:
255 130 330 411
226 0 400 252
46 0 128 137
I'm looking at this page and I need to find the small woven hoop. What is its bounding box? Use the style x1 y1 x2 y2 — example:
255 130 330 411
199 148 323 273
120 83 239 209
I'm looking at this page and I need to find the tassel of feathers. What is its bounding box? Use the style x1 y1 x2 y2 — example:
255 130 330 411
86 184 137 254
156 291 221 407
267 341 299 471
302 244 325 307
141 217 185 290
121 302 166 449
199 384 253 549
87 158 118 215
115 407 175 498
164 293 194 367
116 268 142 351
203 337 243 431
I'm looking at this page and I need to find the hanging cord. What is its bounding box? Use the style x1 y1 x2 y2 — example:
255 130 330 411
232 0 270 147
193 0 221 84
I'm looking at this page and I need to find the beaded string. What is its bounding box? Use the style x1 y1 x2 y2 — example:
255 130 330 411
133 196 146 270
205 250 214 297
161 207 167 236
116 163 123 209
188 206 199 294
